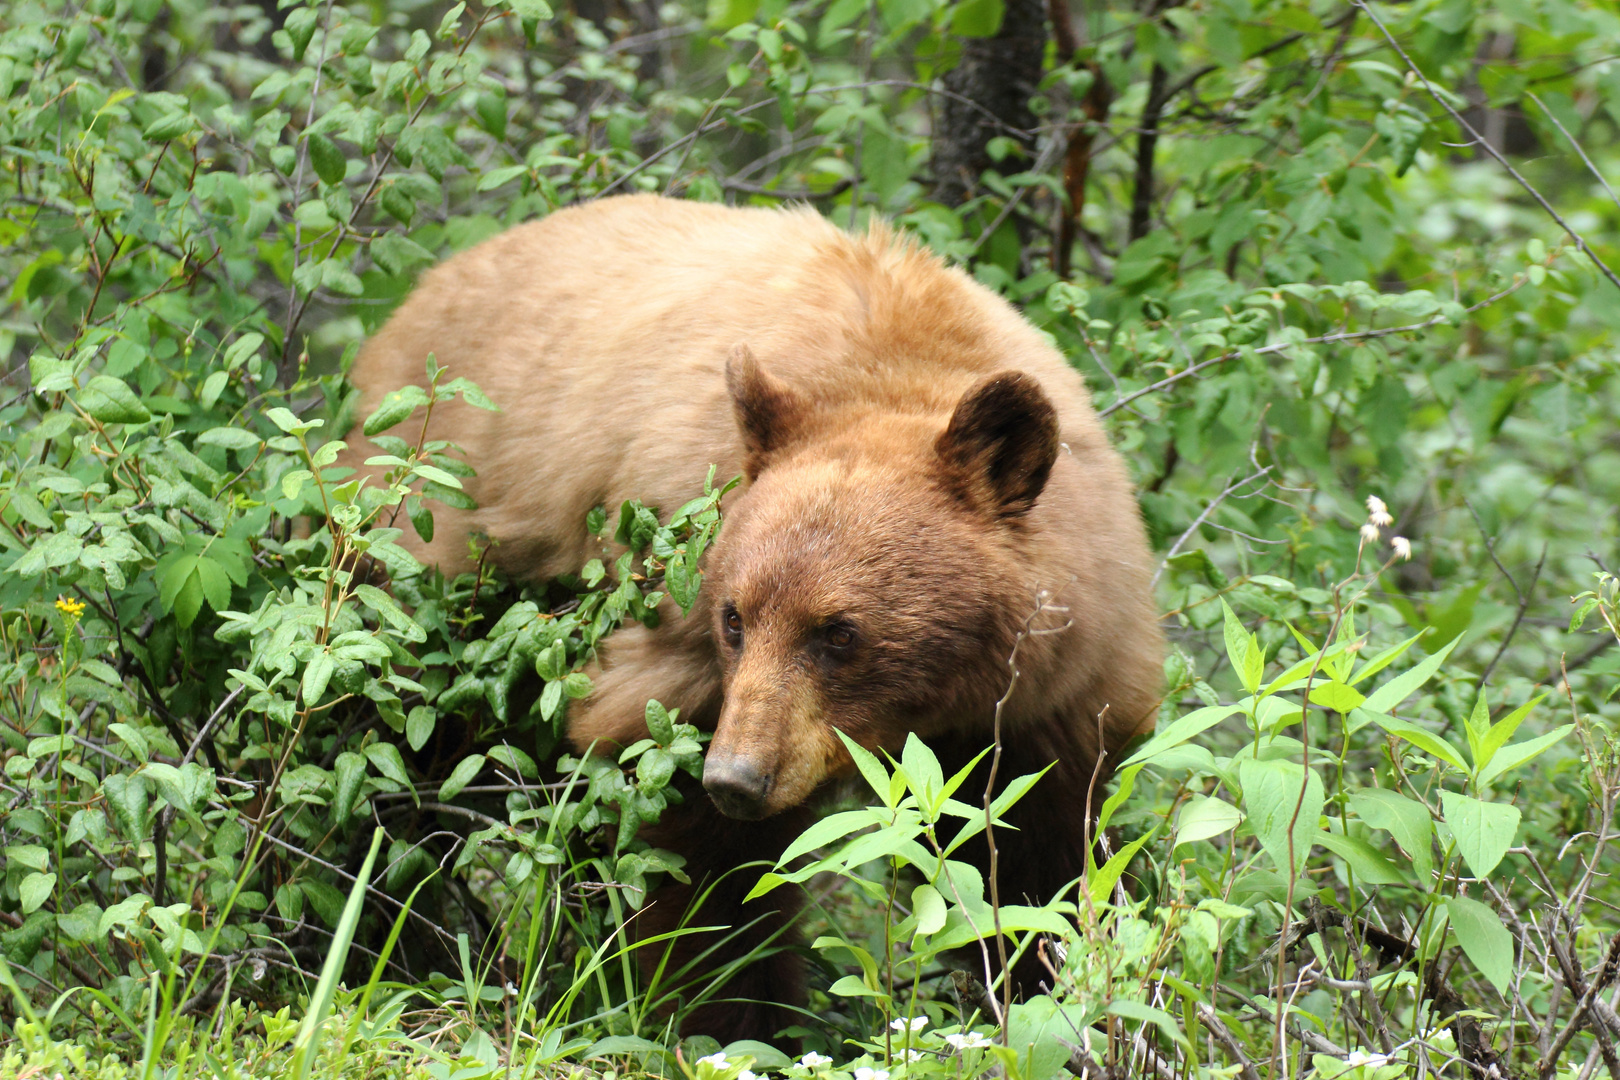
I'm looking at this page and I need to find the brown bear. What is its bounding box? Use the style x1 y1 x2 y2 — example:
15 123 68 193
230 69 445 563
342 193 1164 1043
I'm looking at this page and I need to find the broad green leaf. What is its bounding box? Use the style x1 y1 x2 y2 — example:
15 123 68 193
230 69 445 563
1364 712 1469 773
302 651 335 705
83 382 155 441
1444 895 1512 993
777 808 882 865
1440 791 1519 878
1175 795 1244 846
1238 756 1324 874
1350 788 1433 880
19 872 56 914
364 742 415 804
438 754 485 801
1316 831 1405 884
911 883 947 937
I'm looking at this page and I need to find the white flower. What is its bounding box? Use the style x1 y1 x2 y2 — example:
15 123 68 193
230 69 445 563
739 1071 758 1080
1366 495 1393 528
699 1053 731 1068
889 1016 927 1033
893 1050 924 1063
1344 1050 1391 1068
944 1032 992 1052
798 1053 832 1069
1360 523 1380 544
854 1068 890 1080
1391 535 1412 561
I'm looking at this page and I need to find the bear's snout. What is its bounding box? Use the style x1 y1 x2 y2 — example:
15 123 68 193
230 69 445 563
703 758 773 820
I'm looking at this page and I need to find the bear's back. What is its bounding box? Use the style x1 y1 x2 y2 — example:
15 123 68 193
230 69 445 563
347 195 1124 587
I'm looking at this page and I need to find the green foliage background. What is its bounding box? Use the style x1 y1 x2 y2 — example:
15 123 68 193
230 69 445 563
1 0 1619 1073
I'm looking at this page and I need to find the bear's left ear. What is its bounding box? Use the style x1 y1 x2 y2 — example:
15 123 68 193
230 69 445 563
726 344 806 479
936 371 1060 517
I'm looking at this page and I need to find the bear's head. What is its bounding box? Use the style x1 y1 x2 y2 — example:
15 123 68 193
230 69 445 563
701 346 1063 820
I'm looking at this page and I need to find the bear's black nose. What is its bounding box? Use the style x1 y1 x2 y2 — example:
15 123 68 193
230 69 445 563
704 760 771 820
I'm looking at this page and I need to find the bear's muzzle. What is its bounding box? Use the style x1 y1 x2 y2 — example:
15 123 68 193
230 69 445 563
703 757 773 820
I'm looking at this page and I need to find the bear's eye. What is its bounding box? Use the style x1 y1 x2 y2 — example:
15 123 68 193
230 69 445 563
722 605 744 646
820 623 858 653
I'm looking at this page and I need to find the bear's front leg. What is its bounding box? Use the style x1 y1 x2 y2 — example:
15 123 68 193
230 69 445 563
634 780 815 1046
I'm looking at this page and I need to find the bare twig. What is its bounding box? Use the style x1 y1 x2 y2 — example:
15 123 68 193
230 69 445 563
1354 0 1620 295
1098 279 1525 418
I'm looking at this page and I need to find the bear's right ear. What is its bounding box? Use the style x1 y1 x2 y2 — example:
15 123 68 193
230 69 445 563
936 371 1060 518
726 345 805 479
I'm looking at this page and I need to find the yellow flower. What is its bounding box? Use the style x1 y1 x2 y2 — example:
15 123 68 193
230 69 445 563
54 596 86 618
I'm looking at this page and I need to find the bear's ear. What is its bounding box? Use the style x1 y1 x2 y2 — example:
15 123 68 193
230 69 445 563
936 371 1060 517
726 344 805 478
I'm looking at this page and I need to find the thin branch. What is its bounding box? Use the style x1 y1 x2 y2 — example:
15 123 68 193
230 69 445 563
1481 543 1548 687
1152 465 1273 586
1099 278 1525 417
1354 0 1620 295
1527 92 1620 217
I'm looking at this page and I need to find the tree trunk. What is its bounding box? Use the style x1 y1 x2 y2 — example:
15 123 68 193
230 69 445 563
931 0 1048 208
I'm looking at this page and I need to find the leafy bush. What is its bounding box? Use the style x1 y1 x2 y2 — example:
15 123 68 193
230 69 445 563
2 0 1619 1073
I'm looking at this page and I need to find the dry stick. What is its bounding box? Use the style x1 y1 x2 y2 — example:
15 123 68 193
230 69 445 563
1480 543 1548 688
1198 1002 1264 1080
1544 934 1620 1072
982 590 1066 1045
1098 278 1524 418
1151 464 1273 587
1353 0 1620 295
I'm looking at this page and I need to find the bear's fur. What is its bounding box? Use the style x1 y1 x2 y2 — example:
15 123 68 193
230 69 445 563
343 194 1163 1042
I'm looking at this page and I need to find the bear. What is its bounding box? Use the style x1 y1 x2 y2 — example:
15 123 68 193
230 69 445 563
342 193 1164 1043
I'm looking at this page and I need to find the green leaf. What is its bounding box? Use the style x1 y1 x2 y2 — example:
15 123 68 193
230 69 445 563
1122 703 1243 767
194 556 232 614
1238 756 1323 874
827 974 885 1000
1364 712 1470 773
950 0 1003 35
307 133 346 186
302 651 335 705
1444 895 1512 994
1221 600 1264 694
364 742 414 804
290 829 386 1080
332 752 366 826
1306 680 1366 713
1476 725 1574 789
364 387 429 436
911 883 947 937
836 730 894 807
18 872 56 915
197 427 262 451
1359 634 1461 713
406 706 436 752
645 699 675 744
1175 795 1244 846
79 375 151 424
355 583 427 643
777 809 882 866
438 754 485 801
507 0 554 19
1316 831 1405 884
1440 791 1519 878
1349 788 1433 881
